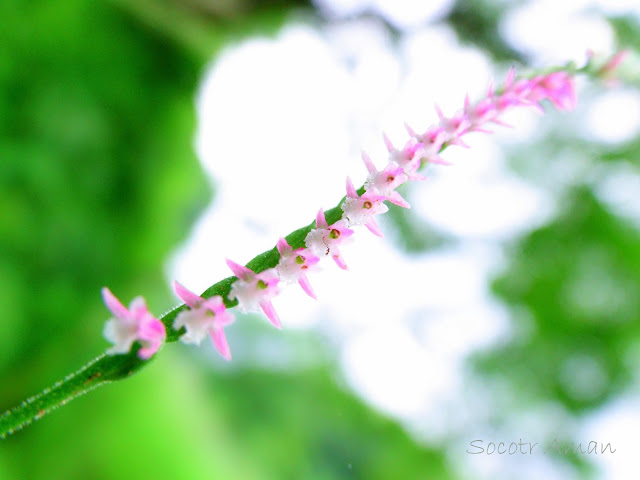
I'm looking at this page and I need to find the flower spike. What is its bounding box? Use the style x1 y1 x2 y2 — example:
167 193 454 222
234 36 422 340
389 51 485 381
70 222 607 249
117 66 583 362
383 134 426 179
362 153 410 208
102 287 166 359
0 59 602 438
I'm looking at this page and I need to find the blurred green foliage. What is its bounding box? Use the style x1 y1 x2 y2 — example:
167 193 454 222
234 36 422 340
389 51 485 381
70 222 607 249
0 0 208 399
0 348 453 480
445 0 524 63
481 187 640 411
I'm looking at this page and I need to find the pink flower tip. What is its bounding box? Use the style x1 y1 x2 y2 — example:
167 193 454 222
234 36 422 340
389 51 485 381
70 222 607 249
276 237 292 255
599 50 629 74
346 177 359 198
101 287 165 359
173 280 204 309
226 258 253 281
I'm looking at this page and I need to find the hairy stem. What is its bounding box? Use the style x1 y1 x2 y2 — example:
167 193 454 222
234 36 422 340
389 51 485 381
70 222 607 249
0 351 149 438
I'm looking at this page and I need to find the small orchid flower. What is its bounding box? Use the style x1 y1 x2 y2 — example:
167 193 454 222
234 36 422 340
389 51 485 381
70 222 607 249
102 287 166 360
382 134 428 180
496 71 536 112
464 94 497 132
529 72 577 111
403 126 449 166
434 104 470 145
275 238 319 299
362 152 410 208
305 209 354 270
226 259 281 328
341 177 388 237
172 281 235 361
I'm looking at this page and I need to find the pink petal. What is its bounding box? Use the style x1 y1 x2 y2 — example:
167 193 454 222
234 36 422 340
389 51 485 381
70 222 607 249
173 280 203 309
425 155 451 165
336 222 355 239
210 327 232 361
449 136 470 148
138 318 166 342
404 122 418 138
331 249 348 270
362 152 377 174
298 274 317 300
383 132 395 152
407 171 427 181
504 67 516 89
256 270 280 291
214 308 235 328
486 81 495 97
128 297 149 317
226 258 253 281
203 296 230 319
276 237 291 255
316 209 328 228
602 50 629 73
302 250 321 266
260 300 281 329
137 322 164 359
101 287 129 319
365 218 384 237
470 126 494 134
346 177 358 199
387 191 410 208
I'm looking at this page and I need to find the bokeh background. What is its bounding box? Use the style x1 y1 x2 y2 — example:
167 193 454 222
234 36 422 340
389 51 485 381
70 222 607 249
1 0 640 478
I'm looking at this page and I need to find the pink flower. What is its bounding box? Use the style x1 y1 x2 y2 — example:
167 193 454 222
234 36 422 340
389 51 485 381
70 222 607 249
102 287 166 360
275 238 319 299
305 208 354 270
226 259 281 328
172 281 235 361
402 126 449 166
464 94 498 131
434 104 470 145
382 134 429 180
528 72 577 111
341 177 388 237
495 70 536 112
362 152 410 208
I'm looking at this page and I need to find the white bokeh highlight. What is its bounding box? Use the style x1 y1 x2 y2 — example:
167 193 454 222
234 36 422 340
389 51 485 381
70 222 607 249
501 0 615 65
585 90 640 143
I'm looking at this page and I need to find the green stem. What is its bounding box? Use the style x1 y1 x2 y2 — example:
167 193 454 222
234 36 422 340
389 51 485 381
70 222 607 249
0 352 148 439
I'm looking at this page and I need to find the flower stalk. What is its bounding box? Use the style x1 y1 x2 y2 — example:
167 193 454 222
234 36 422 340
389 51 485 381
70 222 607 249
0 53 628 439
